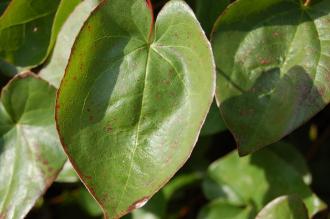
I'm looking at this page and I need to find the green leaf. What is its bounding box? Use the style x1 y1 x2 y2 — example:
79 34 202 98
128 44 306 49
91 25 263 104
0 0 80 68
212 0 330 155
198 199 255 219
269 142 312 185
195 0 230 35
56 0 215 218
200 100 227 136
256 195 308 219
40 0 100 87
203 144 326 217
56 160 79 183
0 72 66 219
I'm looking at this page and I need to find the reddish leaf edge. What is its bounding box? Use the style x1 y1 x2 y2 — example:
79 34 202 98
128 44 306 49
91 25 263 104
55 0 216 218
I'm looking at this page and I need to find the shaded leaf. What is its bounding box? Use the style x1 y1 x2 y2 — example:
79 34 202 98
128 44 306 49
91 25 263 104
203 144 325 217
195 0 230 35
40 0 100 87
212 0 330 155
0 0 80 68
269 142 311 185
0 72 66 219
198 199 255 219
56 0 215 218
200 100 227 136
256 195 308 219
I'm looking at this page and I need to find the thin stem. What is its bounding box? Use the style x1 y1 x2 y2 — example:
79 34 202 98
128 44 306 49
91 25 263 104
304 0 311 7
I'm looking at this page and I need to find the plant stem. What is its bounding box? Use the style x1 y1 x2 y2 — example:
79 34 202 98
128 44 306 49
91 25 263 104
304 0 311 7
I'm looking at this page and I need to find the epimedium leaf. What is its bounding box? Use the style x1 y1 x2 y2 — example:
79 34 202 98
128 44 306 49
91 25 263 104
203 143 326 217
197 199 255 219
256 195 308 219
0 72 66 219
0 0 80 68
40 0 101 88
195 0 230 35
56 0 215 218
211 0 330 155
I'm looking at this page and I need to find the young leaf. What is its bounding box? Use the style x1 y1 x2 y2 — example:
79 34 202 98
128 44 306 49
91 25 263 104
40 0 100 88
256 195 308 219
203 144 326 217
0 72 66 219
56 0 215 218
0 0 80 68
212 0 330 155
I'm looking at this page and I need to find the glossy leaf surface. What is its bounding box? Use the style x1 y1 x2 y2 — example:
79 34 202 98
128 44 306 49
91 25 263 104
0 73 66 219
212 0 330 155
0 0 80 68
56 0 215 218
203 143 325 217
256 195 308 219
40 0 100 87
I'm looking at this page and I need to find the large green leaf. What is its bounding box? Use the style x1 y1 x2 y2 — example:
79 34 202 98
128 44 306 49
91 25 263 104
0 0 80 68
0 72 66 219
203 143 325 217
40 0 100 88
212 0 330 155
195 0 230 35
56 0 215 218
256 195 308 219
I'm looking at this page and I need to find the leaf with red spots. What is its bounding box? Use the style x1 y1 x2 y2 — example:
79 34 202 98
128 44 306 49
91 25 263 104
0 72 66 219
56 0 215 218
212 0 330 155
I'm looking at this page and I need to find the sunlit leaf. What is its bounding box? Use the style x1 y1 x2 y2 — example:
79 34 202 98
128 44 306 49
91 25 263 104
56 0 215 218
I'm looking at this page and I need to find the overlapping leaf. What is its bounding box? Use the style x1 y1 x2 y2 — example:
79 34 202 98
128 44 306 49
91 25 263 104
0 73 66 219
256 195 308 219
212 0 330 155
202 143 325 217
0 0 80 68
56 0 215 218
40 0 100 88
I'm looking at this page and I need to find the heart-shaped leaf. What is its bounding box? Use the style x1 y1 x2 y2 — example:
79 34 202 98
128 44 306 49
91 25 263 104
256 195 308 219
0 72 66 219
0 0 80 68
40 0 100 88
212 0 330 155
203 143 325 217
56 0 215 218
